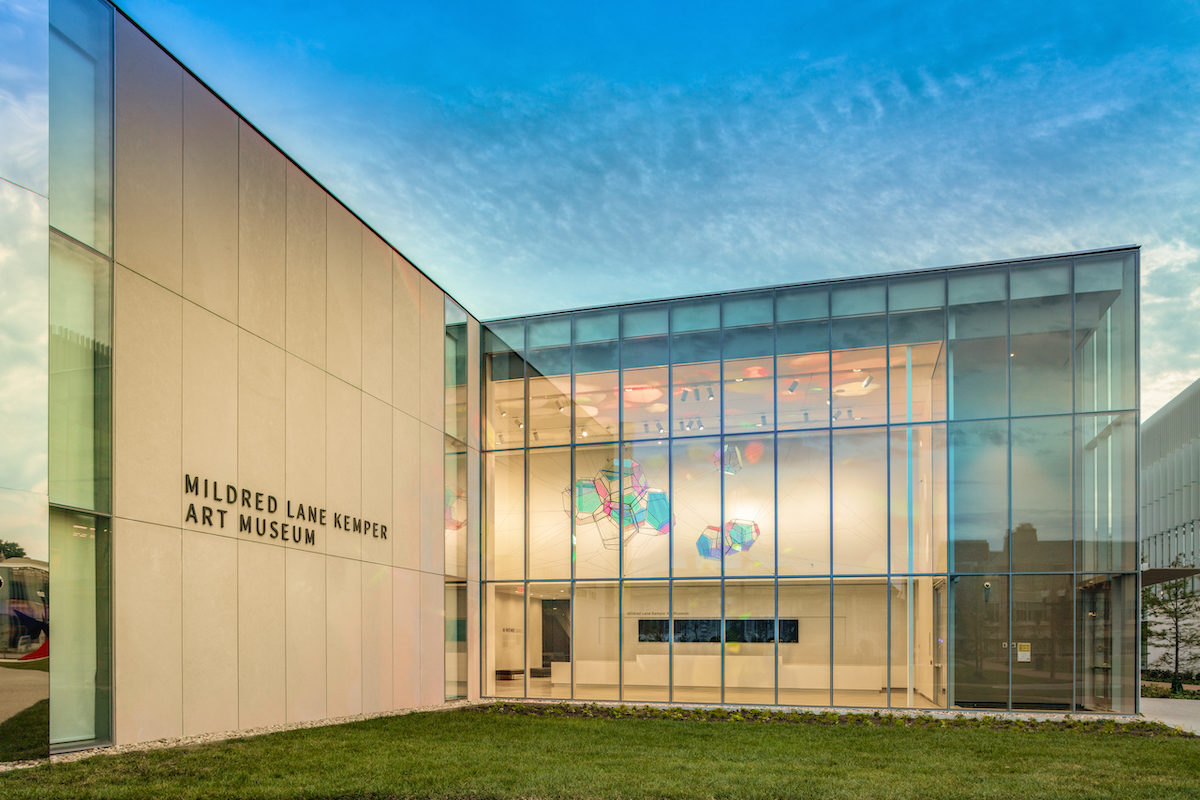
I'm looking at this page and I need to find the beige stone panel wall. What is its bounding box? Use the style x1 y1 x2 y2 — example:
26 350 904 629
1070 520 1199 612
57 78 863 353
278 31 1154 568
237 539 286 728
285 164 327 368
182 303 237 537
326 200 362 387
418 279 444 429
325 556 363 718
285 548 326 722
392 411 421 571
392 253 421 418
285 354 327 552
238 122 285 346
113 265 181 526
112 518 182 744
361 562 393 714
181 531 238 736
182 75 238 322
114 16 183 292
392 567 421 708
361 231 392 403
238 331 285 529
361 396 392 566
419 424 445 575
419 571 445 707
326 377 362 561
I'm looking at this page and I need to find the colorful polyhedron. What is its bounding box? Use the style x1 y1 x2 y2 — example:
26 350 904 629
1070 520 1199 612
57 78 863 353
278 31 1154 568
711 444 744 475
444 487 466 531
695 518 761 560
564 459 671 550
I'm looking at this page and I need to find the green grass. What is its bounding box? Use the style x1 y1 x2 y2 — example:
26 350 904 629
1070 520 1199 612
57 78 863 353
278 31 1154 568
2 703 1198 799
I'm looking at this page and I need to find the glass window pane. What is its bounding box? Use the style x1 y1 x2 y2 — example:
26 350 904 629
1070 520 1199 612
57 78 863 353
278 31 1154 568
777 286 828 323
832 427 887 574
889 576 947 709
444 442 468 579
1076 412 1136 572
723 319 773 434
832 578 887 707
778 430 830 575
1011 416 1072 573
444 300 468 443
522 582 570 699
622 308 668 441
568 582 615 700
484 583 525 697
723 294 772 327
671 437 721 577
526 318 571 447
1011 574 1072 710
1076 573 1137 714
777 318 829 429
50 0 113 254
528 447 570 580
49 509 110 746
1010 263 1071 415
778 578 830 705
948 269 1007 419
832 282 886 427
573 444 620 579
621 440 670 579
484 451 524 580
1074 253 1136 413
889 424 947 575
49 232 111 512
723 579 774 704
622 581 669 702
889 276 945 424
672 580 721 703
949 420 1008 573
671 301 719 438
483 323 525 449
723 434 774 577
572 316 618 443
951 574 1008 709
444 581 467 700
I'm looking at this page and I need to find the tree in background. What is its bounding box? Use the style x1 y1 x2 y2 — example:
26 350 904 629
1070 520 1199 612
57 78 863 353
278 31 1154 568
1143 558 1200 694
0 539 27 560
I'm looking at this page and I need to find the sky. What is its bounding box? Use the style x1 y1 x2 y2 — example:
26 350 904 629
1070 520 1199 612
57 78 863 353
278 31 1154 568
117 0 1200 417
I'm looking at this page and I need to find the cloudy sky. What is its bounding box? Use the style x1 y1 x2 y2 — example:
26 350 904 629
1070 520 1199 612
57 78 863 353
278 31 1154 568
118 0 1200 417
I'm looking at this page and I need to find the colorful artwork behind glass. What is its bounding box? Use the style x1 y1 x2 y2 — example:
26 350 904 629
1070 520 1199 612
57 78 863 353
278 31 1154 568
565 459 671 550
696 518 761 561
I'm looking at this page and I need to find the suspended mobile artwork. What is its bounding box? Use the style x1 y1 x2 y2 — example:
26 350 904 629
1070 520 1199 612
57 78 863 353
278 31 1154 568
564 459 672 550
696 518 761 561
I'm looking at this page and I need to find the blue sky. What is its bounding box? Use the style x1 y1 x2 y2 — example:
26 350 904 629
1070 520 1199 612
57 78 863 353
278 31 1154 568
118 0 1200 416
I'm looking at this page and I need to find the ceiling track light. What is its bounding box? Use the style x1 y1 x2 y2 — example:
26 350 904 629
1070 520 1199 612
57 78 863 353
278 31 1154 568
656 422 665 434
787 379 799 393
680 388 689 402
707 386 715 401
861 374 873 388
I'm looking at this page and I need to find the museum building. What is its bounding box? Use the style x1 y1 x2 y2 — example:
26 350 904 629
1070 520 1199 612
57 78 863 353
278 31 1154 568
0 0 1141 760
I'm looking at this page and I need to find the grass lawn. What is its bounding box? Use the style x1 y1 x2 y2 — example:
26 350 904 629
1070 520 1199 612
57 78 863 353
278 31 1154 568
1 703 1198 799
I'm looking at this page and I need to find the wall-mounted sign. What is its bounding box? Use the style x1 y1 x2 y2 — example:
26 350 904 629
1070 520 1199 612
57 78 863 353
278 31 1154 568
183 474 388 548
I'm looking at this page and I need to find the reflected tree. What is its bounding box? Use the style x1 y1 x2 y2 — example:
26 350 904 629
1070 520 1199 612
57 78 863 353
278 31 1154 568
1143 558 1200 694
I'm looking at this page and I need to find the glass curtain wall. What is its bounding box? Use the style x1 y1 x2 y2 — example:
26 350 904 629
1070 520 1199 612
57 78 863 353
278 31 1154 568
481 251 1138 713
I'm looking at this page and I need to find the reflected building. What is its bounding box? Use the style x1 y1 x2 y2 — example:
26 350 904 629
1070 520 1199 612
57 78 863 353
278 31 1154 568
1142 378 1200 589
0 0 1142 762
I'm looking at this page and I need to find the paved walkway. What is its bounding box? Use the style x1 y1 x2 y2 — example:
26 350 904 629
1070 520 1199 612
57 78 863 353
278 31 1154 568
1141 698 1200 734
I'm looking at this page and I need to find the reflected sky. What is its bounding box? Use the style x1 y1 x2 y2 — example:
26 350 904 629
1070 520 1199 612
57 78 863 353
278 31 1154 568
0 0 49 195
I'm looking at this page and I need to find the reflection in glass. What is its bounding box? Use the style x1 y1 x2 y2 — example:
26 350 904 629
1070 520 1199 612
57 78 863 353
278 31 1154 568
832 427 887 574
1076 573 1137 713
621 440 670 579
444 581 466 700
622 581 668 701
621 306 668 442
1010 263 1071 415
889 576 947 709
1010 416 1072 573
443 441 468 579
889 425 946 575
1075 253 1136 414
1010 574 1072 709
443 300 469 443
949 420 1008 574
723 435 774 577
483 323 525 450
778 578 830 705
723 579 774 704
573 444 619 579
831 282 886 427
0 0 49 194
948 269 1007 420
889 275 946 423
722 294 773 434
671 437 721 577
528 447 570 580
49 232 111 512
778 431 830 575
572 312 619 442
672 580 721 703
1076 413 1136 573
484 451 523 580
484 583 524 697
832 578 886 707
951 574 1007 709
571 582 616 700
671 301 719 439
526 317 571 446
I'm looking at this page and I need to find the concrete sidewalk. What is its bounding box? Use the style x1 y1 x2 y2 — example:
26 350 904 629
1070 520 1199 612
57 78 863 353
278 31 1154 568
1141 698 1200 734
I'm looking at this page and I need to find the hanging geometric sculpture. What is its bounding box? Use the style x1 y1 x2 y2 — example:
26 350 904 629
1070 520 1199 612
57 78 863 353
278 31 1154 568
711 443 744 475
564 458 672 550
695 518 761 561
